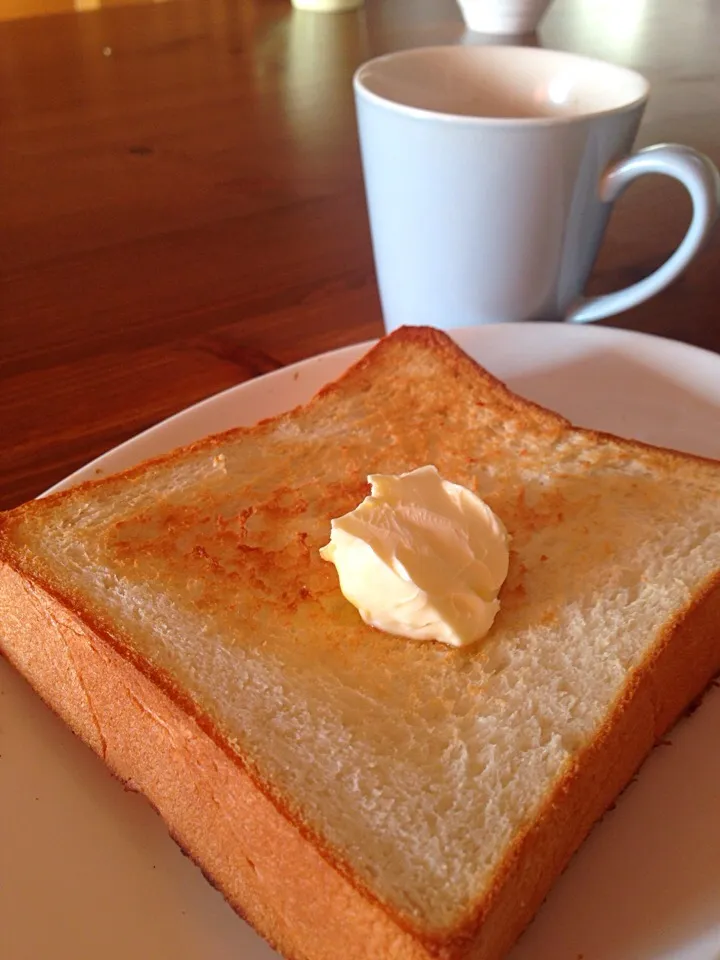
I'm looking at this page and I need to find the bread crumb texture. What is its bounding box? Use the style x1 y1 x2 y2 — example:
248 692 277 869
5 328 720 932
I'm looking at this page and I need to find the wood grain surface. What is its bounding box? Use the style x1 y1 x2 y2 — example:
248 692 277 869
1 0 719 509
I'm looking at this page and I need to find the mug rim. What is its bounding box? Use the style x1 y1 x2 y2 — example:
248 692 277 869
353 45 650 127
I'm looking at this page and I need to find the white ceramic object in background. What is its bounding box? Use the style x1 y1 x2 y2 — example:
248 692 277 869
353 46 720 333
457 0 552 35
291 0 363 11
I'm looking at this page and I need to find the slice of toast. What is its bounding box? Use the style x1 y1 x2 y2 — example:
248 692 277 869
1 326 719 960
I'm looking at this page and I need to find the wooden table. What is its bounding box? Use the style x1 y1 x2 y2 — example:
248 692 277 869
2 0 719 511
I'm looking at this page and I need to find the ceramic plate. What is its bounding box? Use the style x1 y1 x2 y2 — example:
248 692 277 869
2 323 719 960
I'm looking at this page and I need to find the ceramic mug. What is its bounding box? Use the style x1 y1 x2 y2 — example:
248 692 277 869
353 46 720 332
456 0 553 35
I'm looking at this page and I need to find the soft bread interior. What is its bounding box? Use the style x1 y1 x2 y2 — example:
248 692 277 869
5 328 720 932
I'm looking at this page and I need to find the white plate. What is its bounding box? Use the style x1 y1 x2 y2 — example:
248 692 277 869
2 323 719 960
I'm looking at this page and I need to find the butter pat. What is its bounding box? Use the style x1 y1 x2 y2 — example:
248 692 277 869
320 465 509 647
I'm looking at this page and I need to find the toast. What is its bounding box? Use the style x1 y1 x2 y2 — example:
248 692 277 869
1 326 719 960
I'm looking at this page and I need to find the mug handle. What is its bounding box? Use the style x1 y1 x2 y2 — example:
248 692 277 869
567 144 720 324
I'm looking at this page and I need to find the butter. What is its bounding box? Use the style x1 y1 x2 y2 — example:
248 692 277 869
320 465 509 647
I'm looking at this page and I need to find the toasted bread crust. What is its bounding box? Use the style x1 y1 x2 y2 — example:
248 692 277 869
0 325 577 946
0 564 438 960
1 326 719 959
2 557 718 960
448 569 720 957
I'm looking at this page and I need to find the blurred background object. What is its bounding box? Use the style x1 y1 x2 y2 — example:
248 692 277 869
456 0 552 34
291 0 364 11
0 0 174 21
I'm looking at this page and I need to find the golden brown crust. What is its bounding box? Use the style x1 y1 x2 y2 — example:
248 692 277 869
1 325 715 543
0 563 438 960
0 327 503 952
0 326 575 938
448 569 720 958
3 557 718 960
0 554 427 948
0 326 565 539
1 325 719 959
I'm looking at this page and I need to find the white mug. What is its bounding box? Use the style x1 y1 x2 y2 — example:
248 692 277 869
353 46 720 331
456 0 553 35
